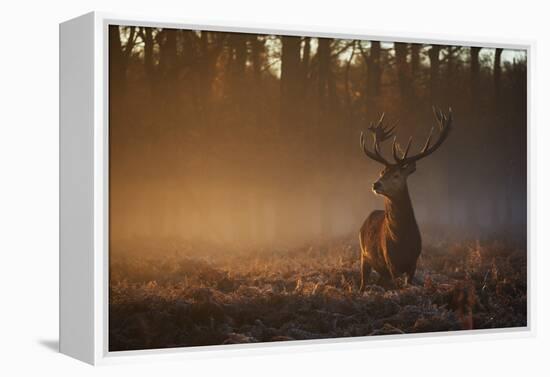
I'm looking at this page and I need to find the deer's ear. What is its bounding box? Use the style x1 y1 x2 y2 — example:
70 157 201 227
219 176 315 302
401 162 416 175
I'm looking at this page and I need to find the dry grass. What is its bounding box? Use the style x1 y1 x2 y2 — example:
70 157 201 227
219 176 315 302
109 237 527 351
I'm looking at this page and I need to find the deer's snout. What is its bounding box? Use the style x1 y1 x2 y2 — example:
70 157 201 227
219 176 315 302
372 181 382 192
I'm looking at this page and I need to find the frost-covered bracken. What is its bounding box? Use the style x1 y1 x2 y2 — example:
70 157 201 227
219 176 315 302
109 237 526 351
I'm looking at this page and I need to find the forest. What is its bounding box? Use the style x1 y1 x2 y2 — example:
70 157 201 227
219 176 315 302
109 26 527 246
108 25 527 351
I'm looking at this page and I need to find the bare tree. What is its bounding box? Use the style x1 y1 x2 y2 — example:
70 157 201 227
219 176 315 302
428 45 441 102
394 42 413 103
301 37 311 94
280 36 302 134
250 35 264 84
139 27 155 86
317 37 334 112
196 31 226 112
470 47 481 105
494 48 503 107
158 29 178 79
367 41 382 99
410 43 421 78
109 25 137 94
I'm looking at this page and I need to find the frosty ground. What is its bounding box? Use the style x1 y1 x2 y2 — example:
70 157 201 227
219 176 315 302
109 236 527 351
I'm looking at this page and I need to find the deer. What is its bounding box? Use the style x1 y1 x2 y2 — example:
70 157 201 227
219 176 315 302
358 107 453 291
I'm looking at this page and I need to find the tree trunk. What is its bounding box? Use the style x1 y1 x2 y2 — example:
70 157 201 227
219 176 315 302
249 35 264 128
301 37 311 95
317 37 331 111
394 42 412 103
109 26 138 98
197 31 225 114
493 47 510 226
428 45 441 103
158 29 178 81
228 34 248 109
109 25 125 94
344 41 356 112
367 41 382 99
280 36 302 136
494 48 503 107
229 34 247 81
250 35 263 84
470 47 481 105
316 37 336 240
157 28 179 121
142 28 155 87
445 47 460 101
410 43 421 78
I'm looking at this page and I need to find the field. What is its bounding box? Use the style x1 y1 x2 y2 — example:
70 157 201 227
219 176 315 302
109 236 527 351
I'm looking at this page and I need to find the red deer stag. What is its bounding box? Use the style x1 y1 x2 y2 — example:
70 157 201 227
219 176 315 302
358 108 452 290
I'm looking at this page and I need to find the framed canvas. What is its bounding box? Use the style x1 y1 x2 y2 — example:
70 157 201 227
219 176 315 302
59 12 533 365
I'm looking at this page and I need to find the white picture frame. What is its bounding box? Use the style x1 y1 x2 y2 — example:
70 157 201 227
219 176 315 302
59 11 535 365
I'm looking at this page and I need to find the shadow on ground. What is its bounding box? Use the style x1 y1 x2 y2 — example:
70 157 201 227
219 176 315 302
38 339 59 352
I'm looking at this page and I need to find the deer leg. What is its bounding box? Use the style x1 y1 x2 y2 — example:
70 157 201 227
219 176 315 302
360 254 371 292
406 266 417 286
377 274 393 289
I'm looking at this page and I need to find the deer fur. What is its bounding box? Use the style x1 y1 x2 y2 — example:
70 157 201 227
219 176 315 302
358 108 452 290
359 164 421 289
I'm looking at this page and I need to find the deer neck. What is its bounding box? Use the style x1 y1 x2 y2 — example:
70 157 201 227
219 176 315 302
384 186 418 240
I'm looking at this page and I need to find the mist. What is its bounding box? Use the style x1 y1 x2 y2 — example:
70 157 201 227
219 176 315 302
108 26 528 351
109 27 527 252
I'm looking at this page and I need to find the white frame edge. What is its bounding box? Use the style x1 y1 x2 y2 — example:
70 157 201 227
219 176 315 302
59 12 96 365
59 11 535 366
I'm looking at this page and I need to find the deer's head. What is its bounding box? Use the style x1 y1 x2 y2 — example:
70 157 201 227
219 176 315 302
360 108 452 199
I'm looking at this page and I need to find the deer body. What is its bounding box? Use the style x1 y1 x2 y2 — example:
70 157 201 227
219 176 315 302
359 186 421 286
358 108 452 290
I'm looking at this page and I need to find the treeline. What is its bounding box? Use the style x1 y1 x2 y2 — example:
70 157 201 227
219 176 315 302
109 26 527 246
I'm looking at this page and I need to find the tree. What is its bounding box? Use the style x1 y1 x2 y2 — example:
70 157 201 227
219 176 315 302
317 37 334 112
280 36 302 135
227 33 248 111
158 29 177 79
229 34 247 82
108 26 528 241
344 41 357 111
367 41 382 99
195 31 226 113
428 45 441 102
139 27 155 88
410 43 421 78
470 47 481 105
494 48 503 107
394 42 413 103
301 37 311 94
317 37 334 238
443 46 462 104
250 35 264 84
109 25 137 94
358 41 382 114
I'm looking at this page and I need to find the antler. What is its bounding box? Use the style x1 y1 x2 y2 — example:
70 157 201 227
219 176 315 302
392 107 453 166
360 107 452 167
360 113 397 166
